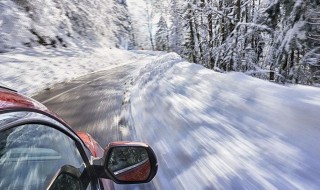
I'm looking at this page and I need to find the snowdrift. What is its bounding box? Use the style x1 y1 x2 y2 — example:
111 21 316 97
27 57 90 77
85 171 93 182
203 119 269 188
129 53 320 189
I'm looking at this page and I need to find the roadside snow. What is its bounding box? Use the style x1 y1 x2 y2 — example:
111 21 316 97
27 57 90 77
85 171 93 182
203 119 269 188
1 47 319 189
128 53 320 189
0 47 141 96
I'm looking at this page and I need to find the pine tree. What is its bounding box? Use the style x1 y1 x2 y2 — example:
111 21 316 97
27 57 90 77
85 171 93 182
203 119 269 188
113 0 135 49
155 15 169 51
169 0 185 54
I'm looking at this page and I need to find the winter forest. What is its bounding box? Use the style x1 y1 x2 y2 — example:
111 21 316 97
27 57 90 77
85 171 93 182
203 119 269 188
1 0 320 85
141 0 320 85
0 0 134 50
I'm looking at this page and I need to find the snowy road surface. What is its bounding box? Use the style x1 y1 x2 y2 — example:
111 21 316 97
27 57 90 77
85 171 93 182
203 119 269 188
0 48 140 96
2 49 320 189
33 53 159 190
33 61 139 145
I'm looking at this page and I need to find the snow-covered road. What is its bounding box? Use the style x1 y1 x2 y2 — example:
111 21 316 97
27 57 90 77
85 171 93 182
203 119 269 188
31 51 162 190
0 48 142 96
1 49 320 189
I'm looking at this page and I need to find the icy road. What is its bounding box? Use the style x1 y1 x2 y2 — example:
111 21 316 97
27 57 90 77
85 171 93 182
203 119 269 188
33 52 160 190
2 49 320 189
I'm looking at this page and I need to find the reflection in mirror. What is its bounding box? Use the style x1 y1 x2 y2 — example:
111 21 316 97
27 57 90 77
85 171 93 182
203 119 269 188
107 147 151 182
49 173 82 190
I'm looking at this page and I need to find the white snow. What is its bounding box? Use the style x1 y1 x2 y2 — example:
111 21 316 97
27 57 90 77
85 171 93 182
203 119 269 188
0 0 130 51
1 48 320 189
128 53 320 189
127 0 153 50
0 47 141 96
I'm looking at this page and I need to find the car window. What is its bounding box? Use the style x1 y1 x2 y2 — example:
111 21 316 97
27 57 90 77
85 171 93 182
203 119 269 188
0 124 85 190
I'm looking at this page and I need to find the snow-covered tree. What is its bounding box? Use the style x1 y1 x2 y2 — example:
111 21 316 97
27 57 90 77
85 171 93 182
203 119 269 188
155 15 169 51
133 0 319 85
144 0 156 50
113 0 135 49
0 0 134 51
169 0 185 55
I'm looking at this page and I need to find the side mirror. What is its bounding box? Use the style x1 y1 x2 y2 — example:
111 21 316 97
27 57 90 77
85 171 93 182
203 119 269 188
93 142 158 184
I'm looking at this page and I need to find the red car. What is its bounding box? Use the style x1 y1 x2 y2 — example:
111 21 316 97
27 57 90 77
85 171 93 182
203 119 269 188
0 85 158 190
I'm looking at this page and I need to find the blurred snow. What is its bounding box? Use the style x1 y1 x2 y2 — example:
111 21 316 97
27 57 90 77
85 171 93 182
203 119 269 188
1 47 320 189
0 0 132 51
128 53 320 189
0 47 140 96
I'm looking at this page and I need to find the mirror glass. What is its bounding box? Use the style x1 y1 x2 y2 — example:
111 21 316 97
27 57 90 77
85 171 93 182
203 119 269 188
107 147 151 182
49 173 82 190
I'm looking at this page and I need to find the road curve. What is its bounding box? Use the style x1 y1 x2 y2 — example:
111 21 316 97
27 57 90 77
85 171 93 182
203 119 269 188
33 55 157 190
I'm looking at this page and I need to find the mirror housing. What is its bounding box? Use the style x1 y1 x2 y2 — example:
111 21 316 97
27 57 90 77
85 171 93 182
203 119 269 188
93 142 158 184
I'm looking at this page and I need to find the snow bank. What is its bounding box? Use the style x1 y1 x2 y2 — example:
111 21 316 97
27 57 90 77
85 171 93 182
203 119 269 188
129 53 320 189
0 48 140 96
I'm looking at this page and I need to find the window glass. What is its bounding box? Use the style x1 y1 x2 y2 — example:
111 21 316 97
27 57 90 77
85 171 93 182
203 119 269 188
0 124 85 190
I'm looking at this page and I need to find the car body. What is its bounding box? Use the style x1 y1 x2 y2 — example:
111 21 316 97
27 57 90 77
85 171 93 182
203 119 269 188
0 86 157 190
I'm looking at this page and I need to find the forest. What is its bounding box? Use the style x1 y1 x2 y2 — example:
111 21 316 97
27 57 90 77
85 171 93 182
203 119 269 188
0 0 134 51
1 0 319 85
142 0 320 85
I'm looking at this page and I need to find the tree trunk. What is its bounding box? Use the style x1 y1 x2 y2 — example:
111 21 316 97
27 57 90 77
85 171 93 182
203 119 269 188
208 0 214 69
193 0 203 65
219 0 225 45
187 2 197 63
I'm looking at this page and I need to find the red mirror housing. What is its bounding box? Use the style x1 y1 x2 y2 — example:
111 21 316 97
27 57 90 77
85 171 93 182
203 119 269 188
93 142 158 184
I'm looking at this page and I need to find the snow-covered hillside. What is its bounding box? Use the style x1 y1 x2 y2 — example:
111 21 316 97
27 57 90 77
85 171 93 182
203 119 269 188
128 53 320 189
0 0 133 52
0 47 141 96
